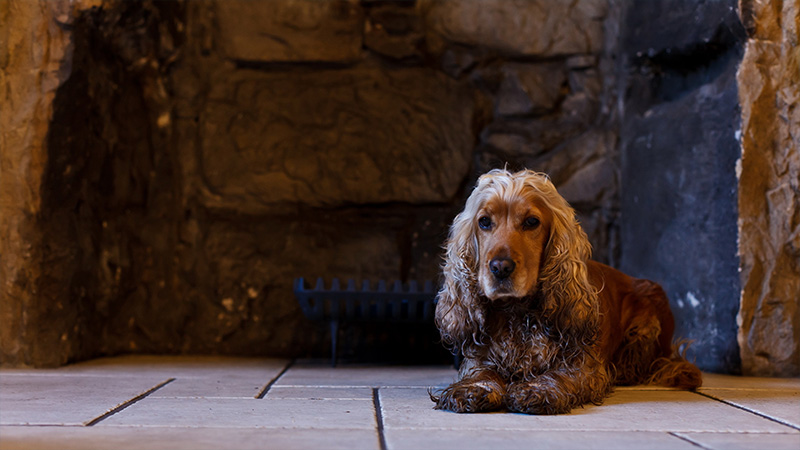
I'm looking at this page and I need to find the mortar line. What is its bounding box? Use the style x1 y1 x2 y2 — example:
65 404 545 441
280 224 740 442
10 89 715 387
84 378 175 427
694 390 800 431
255 359 295 399
372 387 388 450
669 431 714 450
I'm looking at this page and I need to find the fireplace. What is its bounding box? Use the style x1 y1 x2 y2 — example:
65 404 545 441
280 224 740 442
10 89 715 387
1 0 797 376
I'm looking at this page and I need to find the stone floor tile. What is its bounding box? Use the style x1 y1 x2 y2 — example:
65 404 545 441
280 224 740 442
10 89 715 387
700 389 800 428
384 429 699 450
60 355 289 378
96 397 376 429
701 373 800 390
675 432 800 450
265 386 373 400
52 355 291 399
381 387 796 432
0 426 380 450
0 374 171 426
277 363 457 388
152 373 274 399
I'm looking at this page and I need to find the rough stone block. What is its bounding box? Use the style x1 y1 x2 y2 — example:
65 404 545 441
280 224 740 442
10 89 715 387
214 0 364 63
421 0 607 57
364 3 424 60
198 66 476 212
495 63 566 117
557 157 617 206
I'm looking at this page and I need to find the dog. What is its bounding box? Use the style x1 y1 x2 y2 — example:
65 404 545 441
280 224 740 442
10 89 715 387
431 169 702 415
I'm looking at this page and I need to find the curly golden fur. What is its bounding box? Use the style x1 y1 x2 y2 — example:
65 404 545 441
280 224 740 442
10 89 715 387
431 169 702 415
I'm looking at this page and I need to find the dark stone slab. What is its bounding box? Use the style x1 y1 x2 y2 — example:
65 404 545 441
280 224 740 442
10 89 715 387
618 0 745 373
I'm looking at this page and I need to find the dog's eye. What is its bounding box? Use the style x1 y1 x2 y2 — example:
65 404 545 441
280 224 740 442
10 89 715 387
523 217 540 230
478 216 492 230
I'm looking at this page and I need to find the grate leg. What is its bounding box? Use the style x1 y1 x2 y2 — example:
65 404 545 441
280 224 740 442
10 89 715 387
330 319 339 367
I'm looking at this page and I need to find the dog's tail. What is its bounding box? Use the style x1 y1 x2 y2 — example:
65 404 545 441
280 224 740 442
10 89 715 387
647 339 703 390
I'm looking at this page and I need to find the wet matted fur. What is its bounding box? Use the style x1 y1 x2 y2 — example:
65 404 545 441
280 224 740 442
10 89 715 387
431 169 702 415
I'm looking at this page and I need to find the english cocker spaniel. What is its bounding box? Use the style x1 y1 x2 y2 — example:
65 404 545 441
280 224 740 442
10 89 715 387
431 169 702 415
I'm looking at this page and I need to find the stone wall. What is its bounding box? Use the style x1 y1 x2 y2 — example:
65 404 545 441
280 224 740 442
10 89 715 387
168 0 619 359
737 0 800 377
1 0 619 366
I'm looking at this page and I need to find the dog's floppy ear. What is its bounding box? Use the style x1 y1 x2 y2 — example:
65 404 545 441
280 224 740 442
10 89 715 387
435 177 495 357
535 182 599 339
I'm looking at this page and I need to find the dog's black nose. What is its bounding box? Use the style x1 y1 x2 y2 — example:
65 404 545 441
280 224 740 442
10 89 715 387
490 258 516 279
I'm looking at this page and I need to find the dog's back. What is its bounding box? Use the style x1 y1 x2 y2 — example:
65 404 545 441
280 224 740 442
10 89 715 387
588 261 702 389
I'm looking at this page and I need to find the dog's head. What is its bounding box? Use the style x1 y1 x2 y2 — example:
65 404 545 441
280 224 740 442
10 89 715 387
471 173 552 300
436 169 597 351
458 169 592 300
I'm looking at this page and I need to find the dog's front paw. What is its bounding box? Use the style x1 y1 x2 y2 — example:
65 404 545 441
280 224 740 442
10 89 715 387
431 378 505 413
505 381 572 415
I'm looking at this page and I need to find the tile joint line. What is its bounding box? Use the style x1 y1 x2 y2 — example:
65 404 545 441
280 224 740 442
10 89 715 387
694 390 800 431
373 387 388 450
255 359 295 399
84 378 176 427
669 431 714 450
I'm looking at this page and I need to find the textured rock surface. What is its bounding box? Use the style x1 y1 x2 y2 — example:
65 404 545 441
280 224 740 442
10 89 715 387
421 0 607 57
364 2 424 61
214 0 364 63
737 0 800 376
198 67 476 212
494 63 566 117
0 0 100 366
618 0 745 373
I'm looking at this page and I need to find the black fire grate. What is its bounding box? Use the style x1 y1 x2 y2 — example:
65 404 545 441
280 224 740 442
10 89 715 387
294 278 438 366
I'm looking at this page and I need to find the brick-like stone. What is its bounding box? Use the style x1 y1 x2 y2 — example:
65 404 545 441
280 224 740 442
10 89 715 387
198 66 477 212
421 0 607 57
214 0 364 63
495 63 566 117
364 4 424 60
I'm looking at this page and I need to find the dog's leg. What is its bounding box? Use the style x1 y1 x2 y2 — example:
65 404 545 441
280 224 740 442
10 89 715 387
431 359 506 413
620 280 702 390
505 359 611 415
612 313 662 385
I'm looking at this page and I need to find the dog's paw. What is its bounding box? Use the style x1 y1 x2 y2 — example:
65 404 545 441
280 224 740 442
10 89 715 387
432 379 505 413
504 381 572 415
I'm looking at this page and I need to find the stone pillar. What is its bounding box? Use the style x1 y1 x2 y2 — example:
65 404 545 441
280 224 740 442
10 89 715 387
1 0 79 366
737 0 800 377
